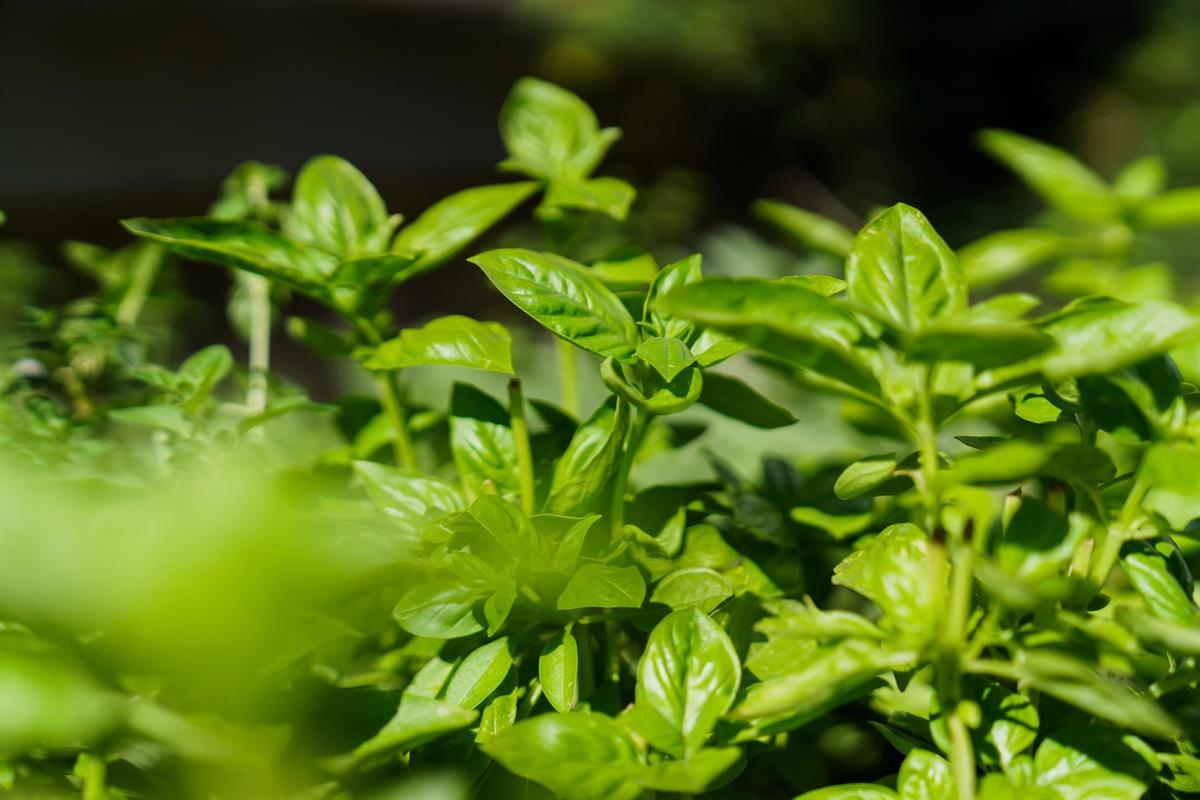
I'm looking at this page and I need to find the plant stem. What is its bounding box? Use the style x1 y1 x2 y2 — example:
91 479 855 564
609 404 645 537
915 367 976 800
80 753 106 800
377 372 416 470
115 244 163 328
245 274 271 414
557 338 580 417
508 378 536 516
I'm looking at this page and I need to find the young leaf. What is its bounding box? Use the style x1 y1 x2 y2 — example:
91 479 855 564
1121 542 1197 624
733 639 908 721
353 460 465 532
958 228 1071 288
833 524 934 637
545 400 631 516
352 695 478 763
499 77 621 181
1032 723 1155 800
543 177 636 220
645 254 703 340
904 319 1053 369
448 383 519 500
393 582 485 639
121 218 337 296
638 747 745 793
634 608 740 756
1136 186 1200 227
697 372 796 429
978 129 1119 222
897 748 956 800
470 249 638 359
636 337 694 383
363 316 513 374
480 712 643 800
845 203 967 331
557 563 646 610
649 567 732 613
285 155 394 258
833 454 910 500
794 786 898 800
442 638 513 710
1034 297 1200 381
539 629 579 713
392 182 539 277
753 199 855 258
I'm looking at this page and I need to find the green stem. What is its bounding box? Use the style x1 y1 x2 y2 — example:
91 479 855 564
508 378 536 516
244 274 271 414
80 753 106 800
557 338 580 417
916 367 976 800
377 372 416 470
609 404 645 537
115 245 163 328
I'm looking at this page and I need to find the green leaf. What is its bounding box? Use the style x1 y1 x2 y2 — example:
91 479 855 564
546 400 631 516
649 568 732 613
1114 155 1165 202
635 609 740 757
657 278 873 389
539 629 579 712
363 316 513 374
481 712 643 800
833 454 911 500
645 254 703 340
733 639 909 721
794 786 898 800
1121 542 1197 624
1032 723 1155 800
697 372 796 429
905 319 1053 369
0 647 125 753
776 274 848 296
392 182 539 277
353 695 478 763
897 748 955 800
638 747 744 793
994 498 1087 583
558 563 646 610
484 575 517 637
845 203 966 331
544 177 636 221
470 249 638 358
121 217 337 296
1014 650 1179 739
636 337 695 383
602 358 703 416
1034 297 1200 381
832 524 934 638
442 638 513 710
470 494 547 566
393 582 484 639
753 199 855 258
285 155 394 258
477 689 519 744
448 383 519 500
978 129 1118 222
353 460 465 532
789 507 875 540
1114 606 1200 655
1135 186 1200 227
959 228 1071 288
931 678 1038 769
109 405 194 438
499 77 621 181
658 277 862 355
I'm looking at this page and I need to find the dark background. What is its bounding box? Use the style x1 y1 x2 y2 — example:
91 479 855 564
1 0 1172 242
